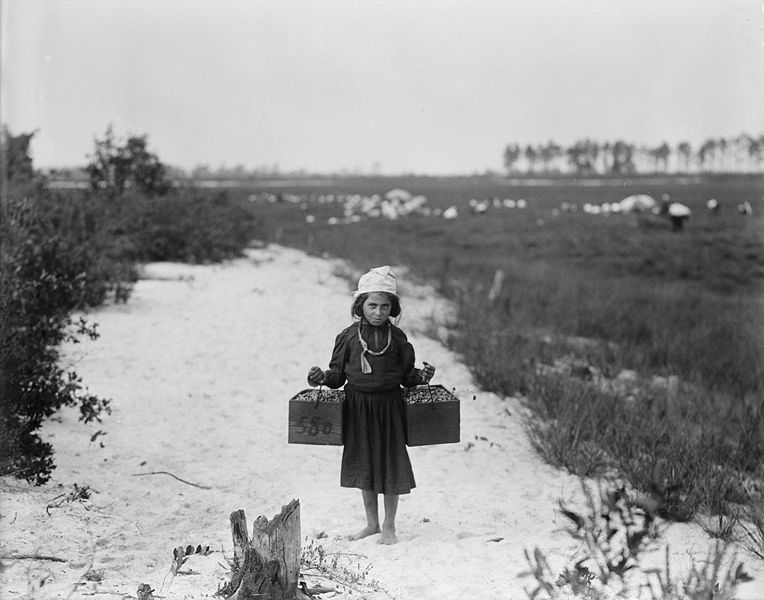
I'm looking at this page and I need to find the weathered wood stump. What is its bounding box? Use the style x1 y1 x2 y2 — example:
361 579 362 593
226 499 301 600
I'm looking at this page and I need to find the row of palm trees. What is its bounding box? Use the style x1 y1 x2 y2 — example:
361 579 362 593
503 134 764 175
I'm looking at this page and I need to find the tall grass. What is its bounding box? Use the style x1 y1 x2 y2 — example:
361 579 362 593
455 259 762 397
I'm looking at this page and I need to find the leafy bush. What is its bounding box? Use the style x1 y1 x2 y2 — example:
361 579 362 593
1 129 120 483
2 126 35 182
520 479 754 599
116 190 261 263
85 125 171 197
0 194 117 483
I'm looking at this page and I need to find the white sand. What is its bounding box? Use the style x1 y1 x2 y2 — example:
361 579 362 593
1 245 761 599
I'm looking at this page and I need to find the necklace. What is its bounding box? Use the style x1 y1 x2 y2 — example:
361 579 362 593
357 321 391 374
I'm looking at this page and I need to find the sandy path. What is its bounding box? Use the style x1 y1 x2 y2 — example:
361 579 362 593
1 245 761 600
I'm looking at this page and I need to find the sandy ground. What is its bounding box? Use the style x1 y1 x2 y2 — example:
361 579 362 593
1 244 762 600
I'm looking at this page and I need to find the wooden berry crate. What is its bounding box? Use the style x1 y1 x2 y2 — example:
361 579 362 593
287 388 344 446
403 384 460 446
288 385 460 447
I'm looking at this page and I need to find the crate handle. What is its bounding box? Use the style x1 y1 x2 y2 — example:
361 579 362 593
422 362 436 407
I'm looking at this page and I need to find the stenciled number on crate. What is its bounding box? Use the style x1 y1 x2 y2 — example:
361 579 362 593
296 415 335 437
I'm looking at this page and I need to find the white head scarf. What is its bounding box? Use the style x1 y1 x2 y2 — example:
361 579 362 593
354 266 397 373
353 266 397 299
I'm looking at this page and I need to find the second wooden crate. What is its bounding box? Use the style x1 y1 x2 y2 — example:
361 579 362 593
403 384 460 446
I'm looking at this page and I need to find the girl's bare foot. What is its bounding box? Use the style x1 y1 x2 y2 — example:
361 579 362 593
347 525 380 541
377 524 397 545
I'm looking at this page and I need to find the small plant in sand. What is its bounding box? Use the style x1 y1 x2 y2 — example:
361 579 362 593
520 479 753 599
45 482 94 515
299 539 384 596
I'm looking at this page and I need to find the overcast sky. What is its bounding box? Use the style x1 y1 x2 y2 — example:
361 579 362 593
2 0 762 175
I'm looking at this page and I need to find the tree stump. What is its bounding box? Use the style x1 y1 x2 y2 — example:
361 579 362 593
226 499 301 600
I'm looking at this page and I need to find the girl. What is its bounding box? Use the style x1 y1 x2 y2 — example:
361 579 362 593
307 266 436 545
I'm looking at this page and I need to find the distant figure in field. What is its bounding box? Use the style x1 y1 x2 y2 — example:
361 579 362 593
659 193 672 217
737 201 753 216
668 202 692 231
706 198 721 214
658 193 690 231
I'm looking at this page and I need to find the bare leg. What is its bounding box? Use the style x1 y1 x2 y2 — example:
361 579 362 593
378 494 399 545
347 490 381 540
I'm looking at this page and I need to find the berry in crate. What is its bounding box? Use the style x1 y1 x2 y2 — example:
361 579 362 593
291 388 345 403
403 384 457 404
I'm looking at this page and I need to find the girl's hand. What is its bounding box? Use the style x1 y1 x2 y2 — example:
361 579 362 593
420 361 436 384
307 366 325 387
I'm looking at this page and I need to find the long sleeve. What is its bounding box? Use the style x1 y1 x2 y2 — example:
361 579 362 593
323 330 349 389
399 334 422 388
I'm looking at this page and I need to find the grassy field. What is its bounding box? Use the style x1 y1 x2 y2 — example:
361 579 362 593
233 176 762 391
229 174 763 532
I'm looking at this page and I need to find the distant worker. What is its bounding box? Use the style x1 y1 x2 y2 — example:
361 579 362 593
668 202 692 231
659 193 672 216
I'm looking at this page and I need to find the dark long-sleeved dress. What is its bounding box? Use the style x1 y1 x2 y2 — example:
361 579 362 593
322 318 422 495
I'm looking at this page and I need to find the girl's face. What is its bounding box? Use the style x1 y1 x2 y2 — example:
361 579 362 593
362 292 392 326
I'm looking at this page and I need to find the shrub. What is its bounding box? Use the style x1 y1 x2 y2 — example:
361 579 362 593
0 194 117 483
2 126 36 183
520 479 754 599
116 190 261 263
85 125 171 197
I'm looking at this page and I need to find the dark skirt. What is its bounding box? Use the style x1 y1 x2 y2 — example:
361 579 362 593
341 386 416 495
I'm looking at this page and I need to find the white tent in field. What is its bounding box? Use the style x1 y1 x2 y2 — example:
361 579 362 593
384 188 413 202
619 194 657 213
668 202 692 217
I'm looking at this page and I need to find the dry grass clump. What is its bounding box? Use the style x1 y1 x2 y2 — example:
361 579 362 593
520 479 754 599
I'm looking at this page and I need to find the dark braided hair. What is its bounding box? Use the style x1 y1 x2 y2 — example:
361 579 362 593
351 292 401 320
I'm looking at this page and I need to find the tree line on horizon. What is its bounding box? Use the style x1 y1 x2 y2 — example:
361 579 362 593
13 126 764 181
186 134 764 178
503 133 764 176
